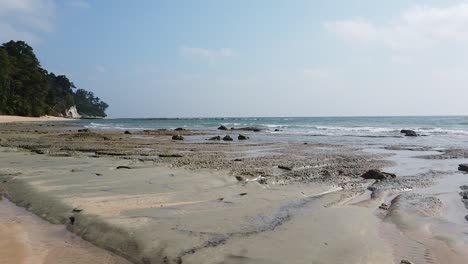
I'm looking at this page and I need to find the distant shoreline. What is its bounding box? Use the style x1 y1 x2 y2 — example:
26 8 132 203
0 115 71 123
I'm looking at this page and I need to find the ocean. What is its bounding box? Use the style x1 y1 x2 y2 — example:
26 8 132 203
66 116 468 148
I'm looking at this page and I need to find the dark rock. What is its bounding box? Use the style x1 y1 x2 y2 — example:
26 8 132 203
218 125 228 130
235 176 245 181
159 153 183 158
400 129 418 137
379 203 390 210
78 128 90 133
258 178 268 184
461 185 468 190
95 173 103 176
239 193 248 196
172 135 184 140
361 169 396 180
223 135 233 141
72 208 83 213
116 166 131 169
234 158 243 161
124 130 132 134
175 127 185 131
238 134 249 140
458 164 468 172
401 260 415 264
233 127 262 132
466 215 468 222
274 129 280 132
208 136 221 141
278 165 293 171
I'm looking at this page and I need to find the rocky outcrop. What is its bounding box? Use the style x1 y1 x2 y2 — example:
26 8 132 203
238 134 249 140
361 169 396 180
458 164 468 172
172 135 184 140
218 125 228 130
400 129 418 137
222 135 233 141
65 106 81 119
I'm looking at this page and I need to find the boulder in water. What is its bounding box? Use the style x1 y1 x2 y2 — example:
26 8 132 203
400 129 418 137
218 125 228 130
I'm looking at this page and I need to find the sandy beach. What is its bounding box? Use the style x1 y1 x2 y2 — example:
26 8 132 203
0 122 467 264
0 115 70 123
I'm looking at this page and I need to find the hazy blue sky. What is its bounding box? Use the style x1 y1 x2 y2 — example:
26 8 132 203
1 0 468 117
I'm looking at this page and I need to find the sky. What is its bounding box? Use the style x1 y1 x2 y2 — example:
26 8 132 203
1 0 468 118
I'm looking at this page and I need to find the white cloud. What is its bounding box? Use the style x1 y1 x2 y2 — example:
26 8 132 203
0 0 55 44
68 0 90 9
325 1 468 50
179 46 235 63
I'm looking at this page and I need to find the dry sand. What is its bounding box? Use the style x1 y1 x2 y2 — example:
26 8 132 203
0 115 69 123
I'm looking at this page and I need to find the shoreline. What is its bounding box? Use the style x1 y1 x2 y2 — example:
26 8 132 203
0 122 467 263
0 115 71 123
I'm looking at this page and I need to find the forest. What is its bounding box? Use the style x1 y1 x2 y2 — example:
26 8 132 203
0 40 108 117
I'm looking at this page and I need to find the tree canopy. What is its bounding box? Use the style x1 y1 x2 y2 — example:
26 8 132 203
0 40 108 117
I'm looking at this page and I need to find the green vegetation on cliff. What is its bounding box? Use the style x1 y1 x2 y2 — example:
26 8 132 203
0 40 108 117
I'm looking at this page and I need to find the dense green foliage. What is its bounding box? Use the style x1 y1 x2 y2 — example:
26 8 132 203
0 40 108 117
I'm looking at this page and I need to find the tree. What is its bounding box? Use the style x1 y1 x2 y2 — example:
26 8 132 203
0 40 109 117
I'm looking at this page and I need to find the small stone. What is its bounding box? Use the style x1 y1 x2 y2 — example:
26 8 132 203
124 130 132 134
401 260 415 264
218 125 228 130
222 135 233 141
278 165 293 171
235 176 245 182
361 169 396 180
208 136 221 141
238 134 249 140
116 166 131 169
174 127 185 131
239 193 248 196
458 164 468 172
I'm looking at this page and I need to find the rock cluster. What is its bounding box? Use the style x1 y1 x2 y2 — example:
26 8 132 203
361 169 396 180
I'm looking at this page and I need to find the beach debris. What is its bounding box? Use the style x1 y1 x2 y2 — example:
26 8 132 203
458 164 468 172
238 134 249 140
172 135 184 140
278 165 293 171
116 165 131 169
208 136 221 141
400 129 418 137
124 130 132 134
174 127 185 131
400 260 415 264
218 125 228 130
379 203 390 210
239 193 248 196
361 169 396 180
222 135 233 141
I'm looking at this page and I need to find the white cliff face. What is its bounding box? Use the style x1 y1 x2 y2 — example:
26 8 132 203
65 106 81 119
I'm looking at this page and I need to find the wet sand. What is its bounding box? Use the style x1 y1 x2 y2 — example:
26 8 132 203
0 198 130 264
